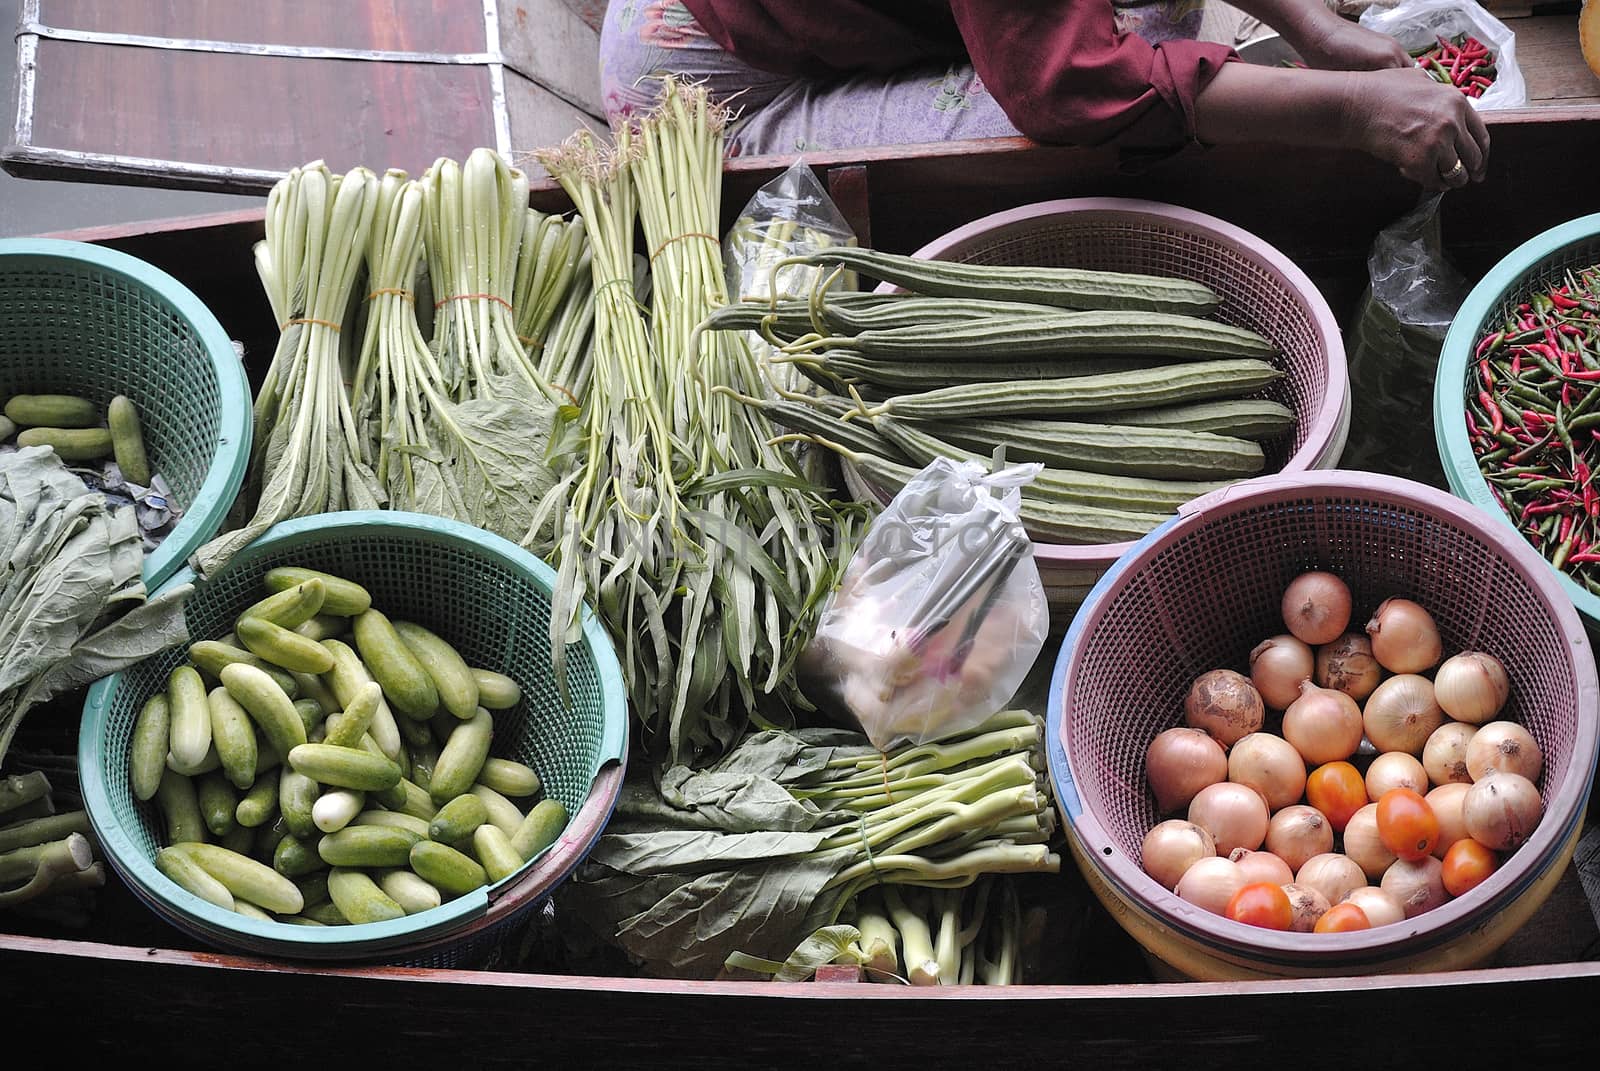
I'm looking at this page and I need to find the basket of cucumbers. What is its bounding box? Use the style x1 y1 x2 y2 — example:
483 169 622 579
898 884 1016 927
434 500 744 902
77 510 628 965
0 238 251 588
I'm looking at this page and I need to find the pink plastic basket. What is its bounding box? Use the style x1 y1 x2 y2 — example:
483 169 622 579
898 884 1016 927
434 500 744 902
1046 470 1598 974
846 197 1351 615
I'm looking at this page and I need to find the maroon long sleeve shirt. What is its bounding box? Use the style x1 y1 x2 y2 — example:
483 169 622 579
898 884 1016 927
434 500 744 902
679 0 1238 149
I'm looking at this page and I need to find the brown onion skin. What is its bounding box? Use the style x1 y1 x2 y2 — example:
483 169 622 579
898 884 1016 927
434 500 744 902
1281 571 1353 646
1145 727 1229 814
1282 882 1331 932
1463 770 1543 851
1315 632 1384 704
1366 597 1444 675
1282 680 1364 765
1249 634 1314 711
1184 669 1265 750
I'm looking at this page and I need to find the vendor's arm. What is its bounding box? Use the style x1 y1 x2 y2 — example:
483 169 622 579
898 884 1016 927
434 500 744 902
1224 0 1412 70
1193 65 1489 189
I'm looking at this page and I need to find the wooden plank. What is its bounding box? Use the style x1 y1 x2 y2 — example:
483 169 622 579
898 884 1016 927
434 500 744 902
497 0 606 116
1507 12 1600 101
36 0 491 53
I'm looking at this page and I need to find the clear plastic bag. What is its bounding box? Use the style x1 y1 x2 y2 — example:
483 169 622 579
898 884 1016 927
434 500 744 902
724 157 858 308
1342 193 1470 486
1359 0 1527 109
797 458 1051 752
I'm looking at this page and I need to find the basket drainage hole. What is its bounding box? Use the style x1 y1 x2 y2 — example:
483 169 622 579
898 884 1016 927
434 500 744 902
1102 847 1113 856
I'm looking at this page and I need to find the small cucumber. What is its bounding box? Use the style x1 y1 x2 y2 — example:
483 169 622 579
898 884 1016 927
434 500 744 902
470 668 522 710
371 776 437 820
5 393 100 428
155 769 208 846
293 698 325 735
272 834 326 878
166 742 220 778
220 824 257 856
428 792 489 846
393 621 478 720
237 615 336 675
354 810 432 839
477 757 541 798
322 680 382 749
207 687 259 791
429 709 494 805
322 639 403 761
511 798 568 861
288 742 401 792
473 823 526 883
294 614 348 643
312 788 366 834
394 711 434 750
409 739 441 792
235 768 281 828
233 899 275 922
295 871 331 908
0 415 11 439
469 783 526 838
129 692 171 802
278 767 320 840
240 578 327 630
253 732 283 778
107 395 152 485
16 426 114 460
290 670 341 716
168 842 305 914
221 662 307 759
155 846 235 910
167 665 213 772
408 839 488 897
318 824 422 868
263 567 372 616
327 867 406 924
353 609 440 720
195 770 240 837
188 640 301 698
255 816 290 862
378 868 443 915
301 899 351 925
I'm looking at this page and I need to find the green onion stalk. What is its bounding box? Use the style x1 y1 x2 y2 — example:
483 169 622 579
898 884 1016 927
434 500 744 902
511 208 592 388
196 161 382 575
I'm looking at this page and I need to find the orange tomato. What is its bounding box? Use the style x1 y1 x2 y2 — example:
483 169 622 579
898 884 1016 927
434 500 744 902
1225 882 1294 930
1313 902 1372 933
1305 761 1367 832
1441 837 1498 897
1375 787 1439 861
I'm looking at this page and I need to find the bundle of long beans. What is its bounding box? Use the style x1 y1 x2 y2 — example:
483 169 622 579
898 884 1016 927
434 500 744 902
1466 266 1600 587
532 80 860 763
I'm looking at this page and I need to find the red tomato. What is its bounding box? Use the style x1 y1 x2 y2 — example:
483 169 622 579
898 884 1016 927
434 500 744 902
1225 882 1294 930
1376 787 1440 861
1441 838 1498 897
1305 761 1367 832
1313 902 1372 933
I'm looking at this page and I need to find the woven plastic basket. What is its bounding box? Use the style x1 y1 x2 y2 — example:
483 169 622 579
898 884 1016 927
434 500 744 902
843 198 1351 616
1434 211 1600 642
0 238 251 589
79 510 629 966
1046 470 1598 980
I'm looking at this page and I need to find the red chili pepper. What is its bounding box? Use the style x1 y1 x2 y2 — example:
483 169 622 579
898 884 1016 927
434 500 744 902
1565 369 1600 381
1476 330 1504 358
1560 514 1577 544
1561 324 1586 338
1552 292 1582 310
1562 350 1575 376
1564 551 1600 564
1467 410 1482 437
1481 391 1503 433
1563 383 1574 408
1523 410 1545 426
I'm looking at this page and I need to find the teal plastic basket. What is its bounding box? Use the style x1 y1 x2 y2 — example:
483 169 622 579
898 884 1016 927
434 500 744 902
0 237 251 588
1434 212 1600 640
79 511 629 966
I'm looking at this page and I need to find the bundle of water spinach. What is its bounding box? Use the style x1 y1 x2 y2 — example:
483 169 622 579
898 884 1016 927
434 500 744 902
132 565 569 928
699 248 1297 544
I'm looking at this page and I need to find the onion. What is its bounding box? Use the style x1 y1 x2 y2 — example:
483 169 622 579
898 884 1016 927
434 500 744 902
1282 882 1331 932
1380 855 1449 918
1145 727 1229 813
1365 751 1429 803
1281 570 1353 646
1141 819 1218 890
1343 802 1398 880
1366 597 1443 674
1295 852 1368 907
1175 855 1247 916
1465 721 1543 783
1249 634 1315 710
1187 781 1270 856
1426 782 1473 858
1362 674 1444 755
1265 804 1334 872
1229 847 1295 887
1432 651 1511 725
1314 632 1384 703
1462 770 1544 851
1184 669 1264 749
1227 732 1308 812
1281 679 1364 765
1341 885 1407 928
1422 722 1477 787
